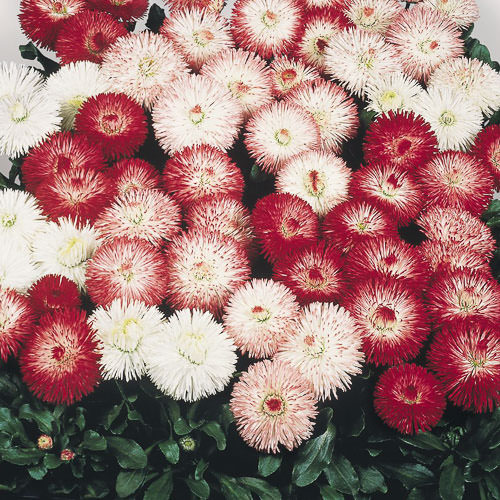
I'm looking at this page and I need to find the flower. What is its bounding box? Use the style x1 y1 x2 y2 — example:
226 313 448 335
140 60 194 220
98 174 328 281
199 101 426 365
152 74 244 154
230 359 317 453
231 0 304 60
276 150 351 217
89 299 166 381
95 189 181 247
386 5 463 83
108 158 161 196
422 0 479 29
60 449 76 461
163 230 251 317
244 101 320 175
86 0 149 20
269 56 320 98
472 125 500 189
374 364 446 434
428 321 500 413
303 0 344 6
0 240 40 293
86 237 168 307
144 309 237 402
45 62 112 130
345 0 403 35
167 0 224 13
163 145 244 209
37 435 53 450
20 308 100 405
344 277 429 366
223 279 300 358
0 289 35 362
179 435 198 452
363 111 437 171
0 62 45 99
28 275 81 318
274 302 364 400
252 193 319 263
416 151 494 217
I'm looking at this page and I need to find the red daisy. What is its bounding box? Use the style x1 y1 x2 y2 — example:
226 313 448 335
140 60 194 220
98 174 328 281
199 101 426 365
20 308 100 405
74 93 147 160
85 0 149 20
252 193 320 263
28 275 81 318
471 124 500 189
374 364 446 434
107 158 161 197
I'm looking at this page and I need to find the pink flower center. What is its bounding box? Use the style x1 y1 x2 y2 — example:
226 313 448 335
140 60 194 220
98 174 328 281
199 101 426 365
429 40 439 50
193 29 214 46
457 287 480 312
304 335 315 346
118 261 135 282
189 105 205 124
193 261 214 281
371 305 397 331
229 81 251 97
491 148 500 167
363 7 374 16
275 128 291 146
251 305 271 322
262 10 278 27
281 69 297 82
53 1 64 12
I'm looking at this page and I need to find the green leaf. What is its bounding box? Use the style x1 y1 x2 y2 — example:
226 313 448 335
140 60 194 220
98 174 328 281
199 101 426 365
401 431 447 451
367 448 382 457
74 407 85 431
201 421 226 451
159 439 179 465
18 42 60 75
106 437 147 469
357 466 387 495
145 3 166 33
43 454 61 470
480 448 500 472
217 475 253 500
116 469 145 498
84 479 110 499
103 403 123 430
238 477 281 500
360 109 377 128
250 163 271 183
0 408 30 444
82 430 107 451
195 458 209 481
258 454 282 477
439 463 464 500
319 486 344 499
173 417 192 435
485 474 500 499
324 456 359 496
1 447 43 465
28 463 47 480
407 488 427 500
144 470 173 500
185 478 210 499
379 463 435 490
461 23 474 40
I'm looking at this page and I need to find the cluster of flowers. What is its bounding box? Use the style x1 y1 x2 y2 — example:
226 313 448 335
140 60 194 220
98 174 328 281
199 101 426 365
0 0 499 454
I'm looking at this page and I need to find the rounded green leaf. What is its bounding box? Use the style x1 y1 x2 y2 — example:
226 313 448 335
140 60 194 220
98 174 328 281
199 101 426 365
185 478 210 499
324 456 359 496
116 469 145 498
159 439 179 465
82 430 107 451
106 437 147 469
258 455 282 478
439 464 464 500
201 421 226 451
144 471 173 500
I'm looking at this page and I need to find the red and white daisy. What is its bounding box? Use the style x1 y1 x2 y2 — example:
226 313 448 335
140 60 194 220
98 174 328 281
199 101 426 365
269 56 320 98
86 0 148 20
471 125 500 189
230 359 318 453
345 0 402 35
422 0 479 29
166 0 225 13
303 0 344 7
28 275 81 318
108 158 161 197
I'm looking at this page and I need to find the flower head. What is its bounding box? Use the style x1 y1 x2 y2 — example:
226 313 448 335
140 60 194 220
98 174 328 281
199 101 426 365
108 158 161 197
0 240 40 293
472 125 500 189
0 62 45 99
422 0 479 29
37 435 53 450
269 56 320 98
345 0 402 35
60 449 75 461
86 0 149 20
167 0 224 13
28 275 81 318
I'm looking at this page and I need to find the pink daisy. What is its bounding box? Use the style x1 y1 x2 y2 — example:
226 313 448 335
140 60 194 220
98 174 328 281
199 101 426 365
471 124 500 189
107 158 161 197
269 56 320 98
345 0 403 35
85 0 148 20
166 0 225 13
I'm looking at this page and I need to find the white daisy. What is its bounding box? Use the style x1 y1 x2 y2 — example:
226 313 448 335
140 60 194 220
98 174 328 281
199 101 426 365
345 0 403 35
0 62 45 100
422 0 479 29
0 239 40 293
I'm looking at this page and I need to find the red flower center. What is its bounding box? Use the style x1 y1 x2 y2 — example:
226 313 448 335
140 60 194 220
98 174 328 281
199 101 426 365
429 40 439 50
262 394 286 416
281 217 300 237
363 7 374 16
308 170 322 194
281 69 297 82
55 155 72 172
90 31 107 54
372 305 397 330
315 37 328 54
380 253 397 269
386 173 400 190
52 346 66 362
304 335 315 346
396 138 412 157
402 384 419 404
266 397 282 412
101 113 122 135
263 10 278 26
307 267 325 288
53 1 64 12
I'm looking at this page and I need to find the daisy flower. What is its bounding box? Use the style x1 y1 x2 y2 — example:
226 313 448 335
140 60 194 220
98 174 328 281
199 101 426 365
86 0 149 20
273 241 345 305
244 101 320 175
303 0 344 7
345 0 403 35
163 145 244 208
416 151 494 217
422 0 479 29
86 238 168 307
231 0 304 60
152 74 244 154
0 240 40 293
108 158 161 196
74 93 148 160
28 275 81 318
269 56 320 98
374 364 446 434
344 277 429 366
160 6 233 71
230 359 317 453
20 308 100 405
252 193 319 263
275 302 364 400
471 125 500 188
45 62 113 130
0 62 45 99
428 321 500 413
386 5 463 83
223 279 300 358
167 0 225 13
164 230 251 317
144 308 237 402
89 299 166 381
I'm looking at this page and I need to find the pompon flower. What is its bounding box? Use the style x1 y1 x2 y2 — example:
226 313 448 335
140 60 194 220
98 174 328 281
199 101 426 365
223 279 300 358
303 0 344 6
252 193 319 263
21 132 106 193
283 79 359 153
75 93 147 160
0 241 40 293
45 62 113 130
345 0 402 35
275 302 364 400
269 56 320 98
471 125 500 188
374 364 446 434
428 322 500 413
160 7 233 71
0 289 35 362
86 0 148 20
86 238 168 307
0 62 45 99
55 10 128 64
144 309 237 402
244 102 320 175
35 169 112 223
230 359 317 453
28 275 81 318
95 189 181 246
163 146 244 208
108 158 161 196
344 277 429 366
351 163 423 225
276 150 351 217
89 299 166 381
428 57 500 118
19 0 88 49
231 0 304 60
345 237 430 291
163 230 251 317
416 152 493 217
422 0 479 29
152 74 244 154
386 5 463 83
101 32 190 110
20 308 100 405
273 241 344 305
322 200 398 253
166 0 225 13
200 48 273 120
426 269 500 327
185 196 254 255
363 111 437 171
417 207 495 260
31 217 99 290
324 28 400 98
